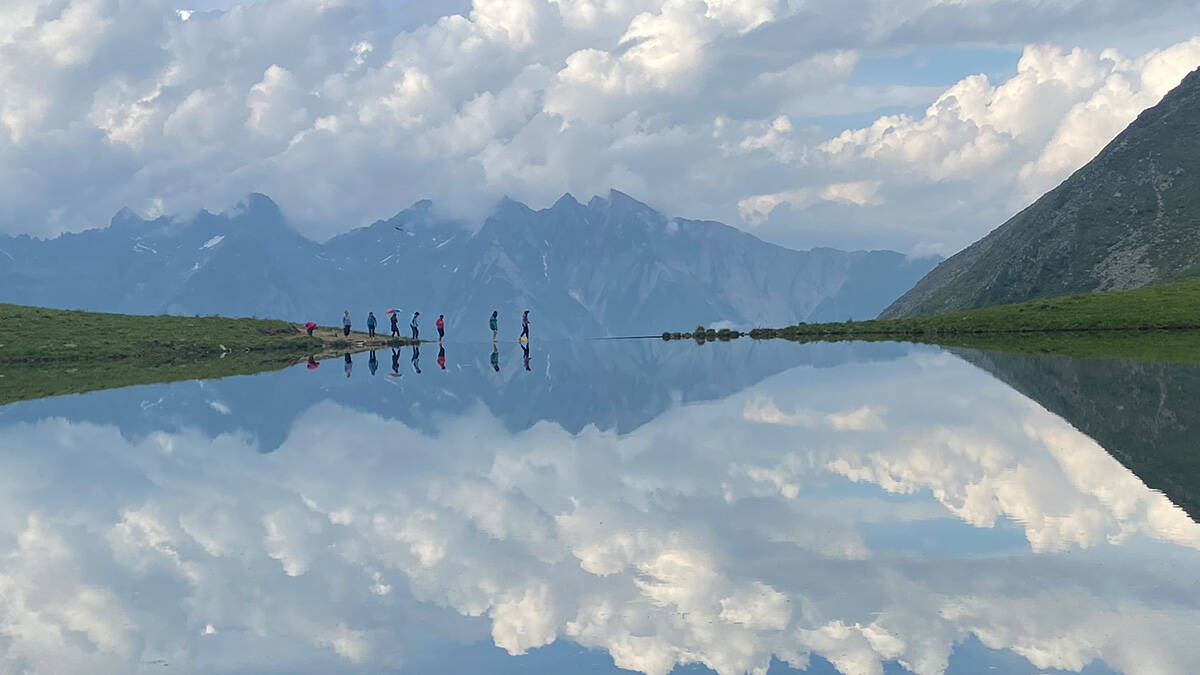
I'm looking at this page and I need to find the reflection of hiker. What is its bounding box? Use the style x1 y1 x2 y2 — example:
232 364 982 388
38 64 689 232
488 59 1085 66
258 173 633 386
390 348 401 376
437 344 446 370
305 321 317 337
367 312 377 338
436 314 445 341
520 310 530 340
390 311 400 338
307 356 319 370
369 350 379 376
491 344 500 372
344 353 353 378
411 345 422 374
411 311 420 340
522 341 531 371
489 311 498 342
342 311 352 337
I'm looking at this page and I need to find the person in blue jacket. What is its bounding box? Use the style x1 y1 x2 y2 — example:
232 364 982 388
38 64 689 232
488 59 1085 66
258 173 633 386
367 311 377 338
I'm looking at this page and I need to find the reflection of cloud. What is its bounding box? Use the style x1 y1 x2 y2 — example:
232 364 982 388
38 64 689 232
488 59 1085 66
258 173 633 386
743 395 885 431
1 352 1199 673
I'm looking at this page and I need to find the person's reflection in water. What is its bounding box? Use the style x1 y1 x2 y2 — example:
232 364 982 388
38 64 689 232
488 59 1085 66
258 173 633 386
437 344 446 370
411 344 422 374
389 348 402 378
368 350 379 376
522 341 531 371
491 344 500 372
343 353 353 378
306 356 319 370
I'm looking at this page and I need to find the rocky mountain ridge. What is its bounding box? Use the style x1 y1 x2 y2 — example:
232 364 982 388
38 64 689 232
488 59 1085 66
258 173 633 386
0 190 938 336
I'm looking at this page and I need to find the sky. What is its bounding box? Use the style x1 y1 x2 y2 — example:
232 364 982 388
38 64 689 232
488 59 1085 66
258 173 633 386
1 0 1199 255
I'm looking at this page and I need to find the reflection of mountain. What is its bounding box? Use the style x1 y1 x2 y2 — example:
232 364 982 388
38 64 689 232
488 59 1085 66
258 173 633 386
3 341 1198 674
0 339 912 451
950 348 1200 521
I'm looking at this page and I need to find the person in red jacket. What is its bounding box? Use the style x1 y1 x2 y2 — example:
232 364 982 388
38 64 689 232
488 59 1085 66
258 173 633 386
436 314 445 342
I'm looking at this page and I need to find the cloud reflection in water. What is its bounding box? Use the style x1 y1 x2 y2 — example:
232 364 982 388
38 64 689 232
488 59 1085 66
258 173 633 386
0 343 1197 674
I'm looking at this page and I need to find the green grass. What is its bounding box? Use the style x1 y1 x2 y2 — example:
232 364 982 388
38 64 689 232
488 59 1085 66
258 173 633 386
748 278 1200 340
0 304 334 363
0 304 418 405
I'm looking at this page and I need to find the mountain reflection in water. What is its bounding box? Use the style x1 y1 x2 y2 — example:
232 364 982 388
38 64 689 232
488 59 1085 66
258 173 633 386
0 339 1196 675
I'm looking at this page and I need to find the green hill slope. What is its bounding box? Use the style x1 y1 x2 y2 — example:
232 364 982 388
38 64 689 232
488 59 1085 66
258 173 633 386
881 65 1200 318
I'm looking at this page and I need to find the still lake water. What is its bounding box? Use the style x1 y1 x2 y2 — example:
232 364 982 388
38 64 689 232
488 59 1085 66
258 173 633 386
1 339 1198 674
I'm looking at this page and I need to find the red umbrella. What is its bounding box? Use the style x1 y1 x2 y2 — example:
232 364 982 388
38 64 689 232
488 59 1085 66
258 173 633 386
307 357 320 370
305 321 317 329
385 309 397 315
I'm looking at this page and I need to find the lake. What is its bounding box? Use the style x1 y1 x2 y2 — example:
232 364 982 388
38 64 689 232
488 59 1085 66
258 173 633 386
1 338 1197 674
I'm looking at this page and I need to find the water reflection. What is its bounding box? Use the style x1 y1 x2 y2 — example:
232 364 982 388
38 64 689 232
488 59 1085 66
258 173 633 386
0 341 1197 674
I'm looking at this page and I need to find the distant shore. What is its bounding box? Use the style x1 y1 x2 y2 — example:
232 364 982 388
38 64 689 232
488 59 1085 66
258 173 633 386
666 279 1200 362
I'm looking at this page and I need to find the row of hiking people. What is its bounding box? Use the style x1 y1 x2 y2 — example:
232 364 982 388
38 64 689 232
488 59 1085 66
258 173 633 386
326 309 531 341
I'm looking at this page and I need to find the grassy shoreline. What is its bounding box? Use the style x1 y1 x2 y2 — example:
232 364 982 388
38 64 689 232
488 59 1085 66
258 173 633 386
747 278 1200 339
663 280 1200 363
0 304 421 405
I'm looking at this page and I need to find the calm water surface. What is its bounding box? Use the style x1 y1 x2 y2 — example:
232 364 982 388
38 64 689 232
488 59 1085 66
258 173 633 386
1 339 1197 674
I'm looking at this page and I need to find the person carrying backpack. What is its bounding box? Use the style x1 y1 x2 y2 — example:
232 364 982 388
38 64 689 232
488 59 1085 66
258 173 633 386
367 311 377 338
390 311 400 338
489 310 498 342
410 311 420 340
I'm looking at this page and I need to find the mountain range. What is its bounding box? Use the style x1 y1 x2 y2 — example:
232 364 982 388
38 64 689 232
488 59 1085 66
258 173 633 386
0 190 936 336
883 65 1200 318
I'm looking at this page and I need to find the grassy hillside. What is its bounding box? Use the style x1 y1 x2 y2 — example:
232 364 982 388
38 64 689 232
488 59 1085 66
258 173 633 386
0 304 334 363
882 66 1200 318
752 278 1200 338
0 304 415 405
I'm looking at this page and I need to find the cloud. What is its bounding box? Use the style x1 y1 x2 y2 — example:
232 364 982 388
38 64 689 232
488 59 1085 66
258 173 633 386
804 39 1200 253
0 0 1195 254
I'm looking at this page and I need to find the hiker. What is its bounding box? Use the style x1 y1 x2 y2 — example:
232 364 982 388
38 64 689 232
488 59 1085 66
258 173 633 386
344 353 353 378
437 344 446 370
369 350 379 376
411 344 422 373
342 311 352 336
491 344 500 372
520 310 530 341
436 314 445 341
390 348 401 377
305 321 317 337
390 311 400 338
522 341 531 371
411 311 421 340
367 311 377 338
489 310 499 342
